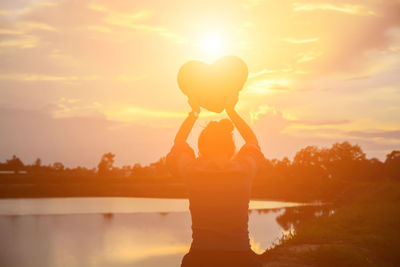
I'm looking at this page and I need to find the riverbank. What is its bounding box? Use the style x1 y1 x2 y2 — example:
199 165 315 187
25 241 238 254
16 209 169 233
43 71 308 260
0 173 344 202
260 181 400 266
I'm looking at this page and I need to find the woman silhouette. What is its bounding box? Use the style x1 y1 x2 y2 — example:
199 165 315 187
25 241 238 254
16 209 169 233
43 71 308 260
167 94 264 267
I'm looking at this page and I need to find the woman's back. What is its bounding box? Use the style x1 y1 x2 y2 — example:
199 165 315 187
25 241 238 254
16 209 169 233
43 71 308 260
167 142 263 251
186 158 253 251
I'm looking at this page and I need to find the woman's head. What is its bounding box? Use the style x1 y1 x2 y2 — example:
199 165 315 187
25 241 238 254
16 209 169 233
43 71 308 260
198 119 235 159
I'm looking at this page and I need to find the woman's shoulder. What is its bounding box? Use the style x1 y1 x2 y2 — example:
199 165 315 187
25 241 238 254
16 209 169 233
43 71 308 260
187 158 249 176
232 143 265 173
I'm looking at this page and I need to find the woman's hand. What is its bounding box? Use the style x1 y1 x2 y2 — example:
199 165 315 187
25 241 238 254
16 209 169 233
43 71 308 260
225 93 239 113
188 97 200 114
225 93 259 146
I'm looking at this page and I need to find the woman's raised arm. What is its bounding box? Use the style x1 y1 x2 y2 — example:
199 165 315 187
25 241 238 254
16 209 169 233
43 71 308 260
225 94 259 146
174 98 200 144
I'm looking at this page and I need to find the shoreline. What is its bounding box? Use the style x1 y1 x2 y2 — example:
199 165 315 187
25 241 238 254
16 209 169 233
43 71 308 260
0 182 326 202
259 181 400 266
0 174 337 202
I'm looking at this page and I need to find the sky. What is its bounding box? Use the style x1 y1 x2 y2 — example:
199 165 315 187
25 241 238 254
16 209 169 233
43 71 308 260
0 0 399 168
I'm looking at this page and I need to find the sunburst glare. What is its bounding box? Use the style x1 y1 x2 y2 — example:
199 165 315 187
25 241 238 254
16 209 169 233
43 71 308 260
198 32 226 61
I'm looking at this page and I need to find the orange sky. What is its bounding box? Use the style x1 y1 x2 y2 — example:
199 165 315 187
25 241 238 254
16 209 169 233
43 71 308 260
0 0 399 167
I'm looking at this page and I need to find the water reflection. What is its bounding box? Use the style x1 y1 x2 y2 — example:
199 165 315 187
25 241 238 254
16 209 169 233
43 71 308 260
0 197 305 216
275 205 334 232
0 199 329 267
0 212 192 267
0 211 286 266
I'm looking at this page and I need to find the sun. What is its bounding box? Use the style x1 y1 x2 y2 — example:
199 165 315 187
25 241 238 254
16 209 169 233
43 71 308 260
198 32 226 61
202 34 223 53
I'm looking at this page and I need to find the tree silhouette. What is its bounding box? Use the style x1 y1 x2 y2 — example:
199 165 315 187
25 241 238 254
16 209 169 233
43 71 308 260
131 163 144 176
329 142 366 162
150 157 168 175
34 158 41 167
97 152 115 176
324 142 366 180
293 146 325 168
53 162 64 171
292 145 329 182
385 150 400 180
1 142 399 200
6 155 24 174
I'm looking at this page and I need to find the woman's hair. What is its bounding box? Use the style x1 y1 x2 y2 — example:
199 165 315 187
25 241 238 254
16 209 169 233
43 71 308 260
198 119 235 159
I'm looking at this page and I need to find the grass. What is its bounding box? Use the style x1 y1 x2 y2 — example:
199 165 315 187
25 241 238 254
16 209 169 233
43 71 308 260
261 181 400 267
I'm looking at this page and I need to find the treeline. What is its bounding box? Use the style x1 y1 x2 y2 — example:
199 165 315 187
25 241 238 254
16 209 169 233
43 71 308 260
0 153 168 178
251 142 399 200
258 141 399 182
1 141 399 183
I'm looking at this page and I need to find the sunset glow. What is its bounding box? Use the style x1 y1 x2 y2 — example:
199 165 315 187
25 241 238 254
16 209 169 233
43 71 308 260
1 3 400 266
0 0 399 167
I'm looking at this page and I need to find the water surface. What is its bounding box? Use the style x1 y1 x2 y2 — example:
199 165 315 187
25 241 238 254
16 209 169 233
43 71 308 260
0 198 306 267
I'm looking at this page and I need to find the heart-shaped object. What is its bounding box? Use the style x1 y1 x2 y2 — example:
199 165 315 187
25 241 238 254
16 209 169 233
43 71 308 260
177 56 248 113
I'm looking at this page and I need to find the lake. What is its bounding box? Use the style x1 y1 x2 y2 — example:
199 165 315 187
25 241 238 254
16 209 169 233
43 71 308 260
0 198 313 267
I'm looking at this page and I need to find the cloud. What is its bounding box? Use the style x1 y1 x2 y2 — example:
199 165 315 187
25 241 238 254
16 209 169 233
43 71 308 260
103 9 153 26
251 110 399 160
283 125 400 145
109 106 186 121
0 35 39 48
106 106 222 122
250 104 351 128
240 0 400 81
15 21 57 32
241 0 264 9
304 1 400 73
249 68 293 79
0 73 98 82
249 104 279 124
85 25 112 33
87 2 108 13
0 105 226 167
45 97 105 119
282 37 319 44
347 130 400 140
117 74 143 83
0 17 57 51
0 107 176 167
41 97 221 123
296 49 323 63
0 0 59 20
88 2 185 43
293 2 376 16
293 119 351 126
0 29 23 35
246 78 292 94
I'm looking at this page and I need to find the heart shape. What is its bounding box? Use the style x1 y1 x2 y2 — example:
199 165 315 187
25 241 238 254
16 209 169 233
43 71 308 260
177 56 248 113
